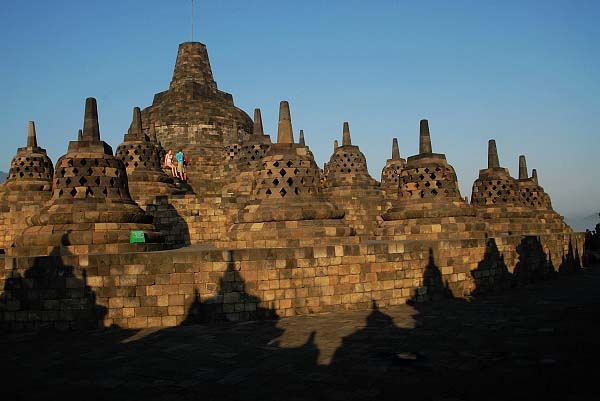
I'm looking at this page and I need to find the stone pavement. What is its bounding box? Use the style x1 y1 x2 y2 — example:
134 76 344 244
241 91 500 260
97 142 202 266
2 266 600 401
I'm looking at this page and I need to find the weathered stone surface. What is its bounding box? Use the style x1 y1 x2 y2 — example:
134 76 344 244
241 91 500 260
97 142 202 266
9 98 167 256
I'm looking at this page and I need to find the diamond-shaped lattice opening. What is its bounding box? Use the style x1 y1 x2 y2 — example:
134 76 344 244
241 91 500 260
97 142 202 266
266 169 273 176
436 181 443 187
419 190 425 198
58 189 64 196
424 168 430 173
286 160 293 167
429 173 436 180
425 182 431 187
431 189 438 196
266 189 272 195
86 188 94 196
95 177 101 185
67 159 74 167
78 177 87 186
272 178 280 186
72 168 79 174
286 177 294 186
419 174 425 180
80 159 87 166
273 161 280 167
70 188 78 197
300 177 306 185
102 187 108 196
293 168 300 175
279 188 287 197
134 162 139 167
279 168 286 177
294 187 300 195
87 168 94 175
65 178 72 185
109 178 115 186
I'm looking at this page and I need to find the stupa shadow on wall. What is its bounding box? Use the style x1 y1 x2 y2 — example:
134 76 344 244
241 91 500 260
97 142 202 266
181 250 279 325
0 239 107 330
513 236 556 286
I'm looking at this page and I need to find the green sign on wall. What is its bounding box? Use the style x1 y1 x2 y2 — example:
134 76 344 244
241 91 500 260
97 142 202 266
129 230 145 243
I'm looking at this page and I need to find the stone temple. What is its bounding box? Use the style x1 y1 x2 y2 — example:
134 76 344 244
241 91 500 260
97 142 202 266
0 41 583 329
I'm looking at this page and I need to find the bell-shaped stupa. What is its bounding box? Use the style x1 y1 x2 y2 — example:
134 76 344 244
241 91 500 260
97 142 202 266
322 122 384 235
227 101 356 248
115 107 181 207
11 98 166 256
380 137 406 199
376 119 486 240
0 121 54 251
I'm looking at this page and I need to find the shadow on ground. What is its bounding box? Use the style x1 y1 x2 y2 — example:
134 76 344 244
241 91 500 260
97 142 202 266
0 239 598 400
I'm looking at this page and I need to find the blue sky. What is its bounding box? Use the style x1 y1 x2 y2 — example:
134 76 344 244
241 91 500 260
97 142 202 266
1 1 599 229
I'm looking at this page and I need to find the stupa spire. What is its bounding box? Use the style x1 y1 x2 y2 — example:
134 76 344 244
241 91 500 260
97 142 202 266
277 101 294 144
299 130 305 146
518 155 528 179
342 122 352 146
82 97 101 142
149 122 157 142
419 119 432 154
128 107 143 139
253 108 264 135
170 42 217 92
391 138 400 160
334 140 339 151
27 121 38 148
488 139 500 169
532 168 538 184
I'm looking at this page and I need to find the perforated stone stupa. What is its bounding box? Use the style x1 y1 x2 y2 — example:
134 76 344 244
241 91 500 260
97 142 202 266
380 138 406 199
0 122 54 252
227 101 356 248
322 122 384 235
377 120 486 241
115 107 181 207
10 98 166 256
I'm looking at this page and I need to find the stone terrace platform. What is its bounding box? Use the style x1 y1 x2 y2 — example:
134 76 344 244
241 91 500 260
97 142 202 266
1 265 599 400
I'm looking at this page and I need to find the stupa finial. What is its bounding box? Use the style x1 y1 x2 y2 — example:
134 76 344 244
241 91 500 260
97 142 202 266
253 108 264 135
299 130 305 146
532 168 538 184
518 155 528 179
391 138 400 160
27 121 38 148
419 119 432 154
277 101 294 144
334 140 339 151
342 122 352 146
128 107 143 139
82 97 101 142
149 122 158 142
488 139 500 168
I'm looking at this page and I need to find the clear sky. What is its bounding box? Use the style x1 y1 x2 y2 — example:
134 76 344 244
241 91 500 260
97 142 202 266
1 1 599 229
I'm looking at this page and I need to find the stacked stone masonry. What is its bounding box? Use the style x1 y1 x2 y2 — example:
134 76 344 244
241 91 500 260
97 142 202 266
0 41 584 330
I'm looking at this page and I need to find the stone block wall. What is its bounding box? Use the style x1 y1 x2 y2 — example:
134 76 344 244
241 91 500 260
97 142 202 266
0 232 583 330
